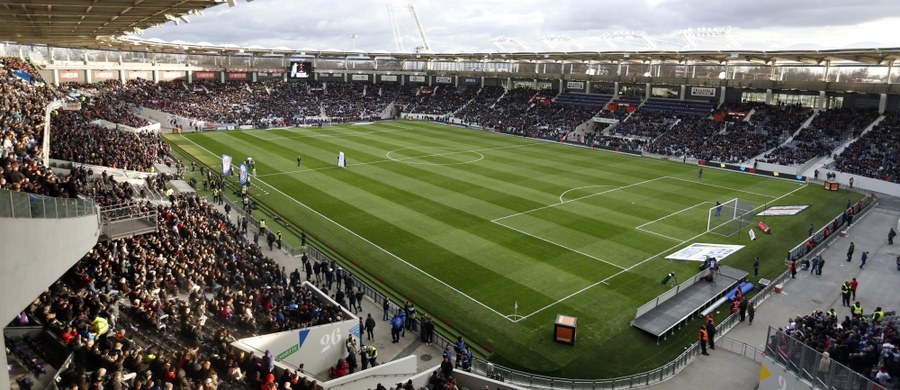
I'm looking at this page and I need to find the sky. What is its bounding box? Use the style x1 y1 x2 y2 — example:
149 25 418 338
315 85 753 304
143 0 900 52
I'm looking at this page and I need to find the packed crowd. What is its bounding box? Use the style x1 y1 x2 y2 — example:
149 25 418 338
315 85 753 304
611 111 679 138
583 133 648 152
321 82 387 121
122 79 322 128
772 307 898 385
764 108 879 165
643 117 725 160
57 81 151 128
49 111 169 172
450 86 505 126
450 87 600 139
25 194 349 389
405 86 478 115
0 57 86 197
833 113 900 184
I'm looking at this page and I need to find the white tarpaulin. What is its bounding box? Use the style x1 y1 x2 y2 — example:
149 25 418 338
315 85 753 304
666 243 745 261
757 205 809 216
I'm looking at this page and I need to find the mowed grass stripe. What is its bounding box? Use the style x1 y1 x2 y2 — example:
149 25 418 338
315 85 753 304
176 134 565 314
261 164 619 310
284 153 624 298
185 130 626 309
168 122 862 378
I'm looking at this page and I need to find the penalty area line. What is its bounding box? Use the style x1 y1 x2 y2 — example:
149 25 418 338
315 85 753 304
515 179 810 322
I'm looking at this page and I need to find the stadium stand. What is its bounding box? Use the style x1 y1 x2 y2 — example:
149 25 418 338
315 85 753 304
50 111 168 172
5 43 900 389
0 57 83 197
764 108 880 166
452 86 506 126
553 92 612 108
405 85 478 115
23 195 349 389
640 98 716 117
611 110 680 139
832 113 900 184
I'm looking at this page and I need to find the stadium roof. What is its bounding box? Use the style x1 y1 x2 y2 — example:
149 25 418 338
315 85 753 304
0 0 226 47
104 37 900 66
1 2 898 67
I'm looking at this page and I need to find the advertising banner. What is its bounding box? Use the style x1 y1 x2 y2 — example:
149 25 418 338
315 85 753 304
434 76 452 84
757 205 809 216
227 72 248 81
59 70 82 81
92 70 116 81
566 81 586 90
690 87 717 97
194 71 217 80
460 77 479 85
665 243 745 261
380 74 398 82
408 75 426 83
351 74 370 81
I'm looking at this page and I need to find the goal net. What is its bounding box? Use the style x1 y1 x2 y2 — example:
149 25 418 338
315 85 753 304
707 198 756 237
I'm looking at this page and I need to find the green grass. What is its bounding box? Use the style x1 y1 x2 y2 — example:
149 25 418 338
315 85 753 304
165 121 861 378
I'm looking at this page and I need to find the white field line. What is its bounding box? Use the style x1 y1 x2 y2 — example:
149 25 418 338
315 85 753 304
514 181 809 322
634 227 684 242
491 177 667 223
635 201 714 230
178 134 517 322
492 219 627 270
558 185 618 203
662 175 781 199
257 141 542 178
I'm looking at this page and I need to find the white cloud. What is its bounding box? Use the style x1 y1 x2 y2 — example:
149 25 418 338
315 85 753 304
143 0 900 52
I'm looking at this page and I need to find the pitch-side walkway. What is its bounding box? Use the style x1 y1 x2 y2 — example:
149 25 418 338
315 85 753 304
649 194 900 389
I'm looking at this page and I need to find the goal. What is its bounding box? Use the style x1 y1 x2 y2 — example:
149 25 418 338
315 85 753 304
707 198 756 237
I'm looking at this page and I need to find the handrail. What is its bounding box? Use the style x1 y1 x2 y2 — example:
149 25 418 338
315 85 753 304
0 189 97 219
764 326 879 389
99 203 157 223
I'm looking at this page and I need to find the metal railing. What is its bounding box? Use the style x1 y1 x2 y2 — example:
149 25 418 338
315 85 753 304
785 194 875 264
715 336 765 363
0 189 96 219
99 203 159 241
764 326 879 390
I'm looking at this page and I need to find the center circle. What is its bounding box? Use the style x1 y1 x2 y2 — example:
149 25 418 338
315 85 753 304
385 147 484 166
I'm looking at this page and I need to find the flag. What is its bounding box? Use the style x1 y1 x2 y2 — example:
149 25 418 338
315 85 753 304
514 301 518 311
239 163 249 186
222 154 233 176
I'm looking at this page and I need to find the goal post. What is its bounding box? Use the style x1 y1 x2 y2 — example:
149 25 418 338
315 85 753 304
707 198 756 237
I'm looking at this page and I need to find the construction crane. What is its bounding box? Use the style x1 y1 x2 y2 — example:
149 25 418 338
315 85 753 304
387 2 430 52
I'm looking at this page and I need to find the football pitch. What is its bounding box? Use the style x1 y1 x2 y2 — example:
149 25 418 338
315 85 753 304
166 121 859 377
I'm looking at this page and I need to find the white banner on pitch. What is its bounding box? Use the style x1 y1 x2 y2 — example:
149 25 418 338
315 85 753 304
756 205 809 216
665 243 745 261
337 151 346 168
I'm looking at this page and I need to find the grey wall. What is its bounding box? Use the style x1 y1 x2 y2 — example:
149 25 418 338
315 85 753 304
0 214 100 322
0 213 100 390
